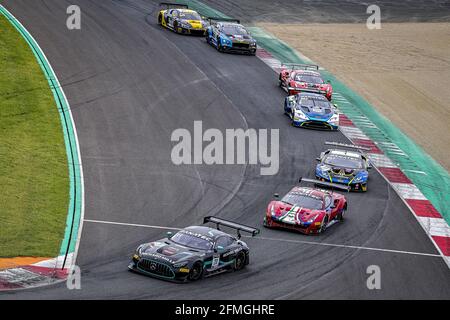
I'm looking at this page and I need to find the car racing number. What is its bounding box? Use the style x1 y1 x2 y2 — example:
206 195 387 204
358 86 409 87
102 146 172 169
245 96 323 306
212 254 220 268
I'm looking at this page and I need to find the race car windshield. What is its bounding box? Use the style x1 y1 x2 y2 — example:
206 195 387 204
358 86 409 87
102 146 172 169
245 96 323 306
281 193 323 210
171 232 213 251
222 25 248 36
324 155 363 169
179 12 201 20
298 98 332 114
294 75 324 84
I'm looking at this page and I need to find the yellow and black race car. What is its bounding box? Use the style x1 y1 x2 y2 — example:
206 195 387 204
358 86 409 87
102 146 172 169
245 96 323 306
157 2 207 36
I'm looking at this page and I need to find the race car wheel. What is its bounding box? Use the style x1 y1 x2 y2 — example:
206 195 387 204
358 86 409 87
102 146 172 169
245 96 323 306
264 216 273 228
173 21 179 34
290 111 297 126
188 261 203 281
338 204 347 221
217 37 224 52
158 14 162 25
234 252 246 271
234 251 246 271
319 216 328 234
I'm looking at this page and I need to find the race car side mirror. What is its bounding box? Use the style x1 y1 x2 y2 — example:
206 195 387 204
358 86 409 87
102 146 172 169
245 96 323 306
273 193 279 198
166 231 173 239
316 157 321 161
326 80 331 84
367 164 373 169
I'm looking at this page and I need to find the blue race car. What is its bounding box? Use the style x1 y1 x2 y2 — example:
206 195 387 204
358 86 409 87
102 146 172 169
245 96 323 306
284 92 339 130
315 142 373 192
205 17 257 55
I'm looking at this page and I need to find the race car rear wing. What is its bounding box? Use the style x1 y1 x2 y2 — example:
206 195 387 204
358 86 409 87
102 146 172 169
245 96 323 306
158 2 189 9
203 216 260 238
325 141 371 151
298 177 351 192
281 63 319 71
207 17 241 24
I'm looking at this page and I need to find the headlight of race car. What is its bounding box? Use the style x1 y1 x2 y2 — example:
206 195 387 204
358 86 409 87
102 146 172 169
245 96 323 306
173 261 188 268
306 214 319 223
270 204 275 216
294 109 308 120
221 38 231 45
329 114 339 124
133 245 143 261
135 245 144 256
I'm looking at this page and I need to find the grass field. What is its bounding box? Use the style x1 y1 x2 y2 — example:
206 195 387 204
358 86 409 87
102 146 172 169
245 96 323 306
0 14 69 257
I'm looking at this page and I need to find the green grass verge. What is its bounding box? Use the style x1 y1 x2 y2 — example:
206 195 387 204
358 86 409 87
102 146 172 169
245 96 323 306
0 14 69 257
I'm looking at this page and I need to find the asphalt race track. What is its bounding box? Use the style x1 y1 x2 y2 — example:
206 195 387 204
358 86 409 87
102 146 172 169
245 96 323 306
1 0 449 299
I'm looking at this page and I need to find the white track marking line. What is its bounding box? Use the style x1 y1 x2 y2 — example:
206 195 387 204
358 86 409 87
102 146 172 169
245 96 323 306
84 219 441 258
242 235 441 258
403 169 427 175
84 219 182 231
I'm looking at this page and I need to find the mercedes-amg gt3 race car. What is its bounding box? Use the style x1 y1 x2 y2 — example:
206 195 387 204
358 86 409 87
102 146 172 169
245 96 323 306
284 92 339 130
315 142 373 192
157 2 207 35
206 18 257 55
264 178 349 234
278 64 333 100
129 217 259 282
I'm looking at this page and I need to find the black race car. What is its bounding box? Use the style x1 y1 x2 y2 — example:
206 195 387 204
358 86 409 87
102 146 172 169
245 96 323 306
128 217 260 282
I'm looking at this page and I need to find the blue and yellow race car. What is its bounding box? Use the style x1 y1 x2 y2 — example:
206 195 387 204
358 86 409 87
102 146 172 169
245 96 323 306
315 142 373 192
206 18 257 55
157 2 207 35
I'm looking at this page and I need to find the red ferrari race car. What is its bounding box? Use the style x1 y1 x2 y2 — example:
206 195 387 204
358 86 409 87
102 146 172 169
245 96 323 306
278 63 333 100
263 178 349 234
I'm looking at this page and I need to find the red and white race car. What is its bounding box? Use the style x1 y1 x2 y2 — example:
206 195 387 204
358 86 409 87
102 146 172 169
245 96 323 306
263 178 349 235
278 63 333 100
